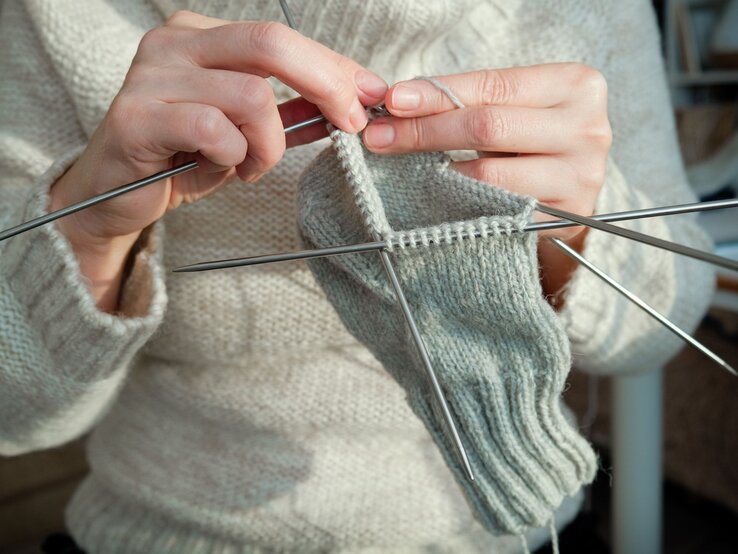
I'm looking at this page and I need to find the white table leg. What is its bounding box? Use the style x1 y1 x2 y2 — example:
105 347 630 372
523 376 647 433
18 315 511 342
612 368 663 554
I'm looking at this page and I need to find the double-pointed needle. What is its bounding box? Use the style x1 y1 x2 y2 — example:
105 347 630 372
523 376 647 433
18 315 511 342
174 198 737 379
173 198 738 272
550 237 737 376
274 0 476 480
378 249 475 481
0 115 327 243
535 203 738 273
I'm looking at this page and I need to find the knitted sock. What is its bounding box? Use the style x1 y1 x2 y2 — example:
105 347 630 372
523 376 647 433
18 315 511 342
297 129 597 535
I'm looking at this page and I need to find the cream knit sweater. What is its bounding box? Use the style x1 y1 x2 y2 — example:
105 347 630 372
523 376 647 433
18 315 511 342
0 0 714 552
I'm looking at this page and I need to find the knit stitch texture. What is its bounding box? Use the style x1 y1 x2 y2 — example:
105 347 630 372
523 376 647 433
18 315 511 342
298 130 597 534
0 0 714 552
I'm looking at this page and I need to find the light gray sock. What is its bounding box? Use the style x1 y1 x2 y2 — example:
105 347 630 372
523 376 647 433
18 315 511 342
297 129 597 535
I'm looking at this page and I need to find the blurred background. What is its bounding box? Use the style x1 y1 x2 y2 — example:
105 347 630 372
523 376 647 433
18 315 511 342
1 0 737 552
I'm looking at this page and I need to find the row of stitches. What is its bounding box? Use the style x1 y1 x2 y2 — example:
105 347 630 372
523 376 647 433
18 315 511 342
332 131 387 238
385 219 517 251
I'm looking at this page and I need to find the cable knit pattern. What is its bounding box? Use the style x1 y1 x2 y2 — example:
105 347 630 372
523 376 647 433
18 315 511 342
0 0 713 552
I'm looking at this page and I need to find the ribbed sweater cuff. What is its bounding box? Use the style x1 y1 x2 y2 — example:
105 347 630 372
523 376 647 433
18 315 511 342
1 147 167 383
557 158 704 374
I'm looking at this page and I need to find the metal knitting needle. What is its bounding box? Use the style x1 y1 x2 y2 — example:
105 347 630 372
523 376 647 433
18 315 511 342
274 1 476 481
0 161 196 243
173 197 738 272
535 203 738 273
378 249 475 481
529 197 738 232
0 116 328 244
549 237 737 377
278 0 298 28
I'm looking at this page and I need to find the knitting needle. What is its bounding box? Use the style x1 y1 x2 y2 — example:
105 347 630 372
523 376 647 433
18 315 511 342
0 161 196 243
276 0 475 482
173 197 738 272
535 203 738 273
0 116 328 243
378 249 475 481
278 0 298 29
530 197 738 232
549 237 737 377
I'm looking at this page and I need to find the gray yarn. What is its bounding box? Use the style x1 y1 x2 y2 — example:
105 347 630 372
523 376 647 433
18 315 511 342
296 127 597 535
415 76 467 109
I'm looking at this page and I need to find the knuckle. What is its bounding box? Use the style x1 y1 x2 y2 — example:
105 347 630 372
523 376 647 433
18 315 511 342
576 158 607 191
245 21 290 57
480 70 516 105
588 159 608 188
571 64 608 100
238 76 275 113
407 117 427 149
164 9 194 26
138 27 172 54
468 108 506 146
581 117 612 149
106 96 151 157
315 74 353 106
255 141 285 170
192 106 226 146
122 63 148 87
592 120 613 148
107 96 141 135
137 29 159 54
561 61 584 77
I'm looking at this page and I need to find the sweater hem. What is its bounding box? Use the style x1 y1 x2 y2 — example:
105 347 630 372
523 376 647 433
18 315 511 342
67 475 582 554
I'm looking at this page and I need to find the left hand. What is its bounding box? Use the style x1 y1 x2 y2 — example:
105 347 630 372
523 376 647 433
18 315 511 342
362 63 613 300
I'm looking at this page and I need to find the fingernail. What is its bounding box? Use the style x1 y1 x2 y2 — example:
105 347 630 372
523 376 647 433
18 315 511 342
349 98 368 131
355 70 388 99
391 84 421 110
364 122 395 149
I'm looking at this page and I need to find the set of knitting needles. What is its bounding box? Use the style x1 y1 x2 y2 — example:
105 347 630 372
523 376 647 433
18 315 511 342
2 0 737 483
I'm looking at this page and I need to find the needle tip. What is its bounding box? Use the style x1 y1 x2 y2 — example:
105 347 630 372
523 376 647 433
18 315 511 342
723 361 738 378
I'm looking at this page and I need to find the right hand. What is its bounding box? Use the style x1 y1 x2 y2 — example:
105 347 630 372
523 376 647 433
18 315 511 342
50 11 387 311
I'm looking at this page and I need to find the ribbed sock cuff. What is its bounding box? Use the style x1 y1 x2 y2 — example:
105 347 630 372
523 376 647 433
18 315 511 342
408 368 596 535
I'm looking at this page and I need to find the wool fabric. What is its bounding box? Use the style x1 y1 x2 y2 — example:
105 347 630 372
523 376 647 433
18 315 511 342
298 130 598 535
0 0 715 552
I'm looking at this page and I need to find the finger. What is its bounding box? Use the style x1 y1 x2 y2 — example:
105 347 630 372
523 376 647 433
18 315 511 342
385 63 605 117
186 22 387 132
278 97 329 148
163 9 229 29
451 156 599 238
450 156 578 202
142 102 248 173
363 106 570 155
169 151 237 209
139 68 284 181
168 17 388 107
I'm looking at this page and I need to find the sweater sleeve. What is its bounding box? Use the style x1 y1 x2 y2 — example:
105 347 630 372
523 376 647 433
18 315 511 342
557 0 715 375
0 1 167 455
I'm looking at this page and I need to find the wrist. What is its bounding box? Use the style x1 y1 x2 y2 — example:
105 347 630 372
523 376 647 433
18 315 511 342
59 217 142 313
538 228 588 309
50 166 142 313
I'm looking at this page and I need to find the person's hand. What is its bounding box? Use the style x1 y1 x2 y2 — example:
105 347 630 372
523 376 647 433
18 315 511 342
362 63 611 301
50 11 387 311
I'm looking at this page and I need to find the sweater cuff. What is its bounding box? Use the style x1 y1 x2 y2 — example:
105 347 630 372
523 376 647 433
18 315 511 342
556 158 712 374
1 147 167 383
